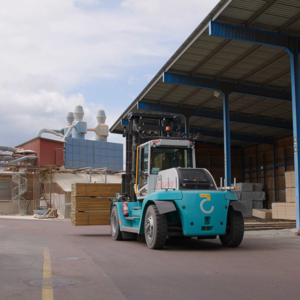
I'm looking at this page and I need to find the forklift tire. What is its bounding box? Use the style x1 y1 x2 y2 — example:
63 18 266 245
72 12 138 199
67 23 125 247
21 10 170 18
144 205 167 250
111 206 123 241
219 207 244 247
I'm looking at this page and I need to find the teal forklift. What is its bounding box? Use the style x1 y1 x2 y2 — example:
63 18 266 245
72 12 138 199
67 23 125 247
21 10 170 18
110 113 246 249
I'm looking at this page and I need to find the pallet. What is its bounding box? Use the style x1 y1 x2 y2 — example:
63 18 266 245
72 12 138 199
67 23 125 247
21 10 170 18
71 212 110 226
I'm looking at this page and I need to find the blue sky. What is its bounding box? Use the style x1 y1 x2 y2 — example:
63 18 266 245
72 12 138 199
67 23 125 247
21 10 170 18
0 0 219 147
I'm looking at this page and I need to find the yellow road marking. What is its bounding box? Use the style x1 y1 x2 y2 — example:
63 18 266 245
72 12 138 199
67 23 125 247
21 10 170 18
43 248 53 300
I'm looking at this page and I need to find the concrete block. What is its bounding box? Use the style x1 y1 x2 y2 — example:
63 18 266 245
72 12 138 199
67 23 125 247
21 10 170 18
65 144 72 153
253 200 263 209
241 199 253 209
232 191 241 200
235 183 253 192
253 183 263 191
242 209 253 218
241 192 253 201
73 146 80 154
253 192 266 201
73 153 79 161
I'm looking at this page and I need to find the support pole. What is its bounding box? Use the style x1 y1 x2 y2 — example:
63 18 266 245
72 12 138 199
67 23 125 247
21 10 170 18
223 92 231 187
273 145 277 203
256 145 259 183
263 154 267 209
241 148 244 182
287 49 300 229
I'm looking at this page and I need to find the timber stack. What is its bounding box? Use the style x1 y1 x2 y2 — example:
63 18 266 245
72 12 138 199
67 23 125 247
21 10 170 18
71 183 121 226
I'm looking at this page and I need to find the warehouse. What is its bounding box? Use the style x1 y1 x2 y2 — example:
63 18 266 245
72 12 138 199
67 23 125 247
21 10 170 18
110 0 300 228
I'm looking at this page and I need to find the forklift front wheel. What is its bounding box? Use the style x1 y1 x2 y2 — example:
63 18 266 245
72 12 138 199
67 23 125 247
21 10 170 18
111 206 123 241
144 205 167 250
219 207 244 247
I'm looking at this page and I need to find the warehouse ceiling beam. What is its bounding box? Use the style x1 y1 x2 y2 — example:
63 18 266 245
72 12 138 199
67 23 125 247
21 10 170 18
209 21 300 51
163 72 292 102
138 101 292 130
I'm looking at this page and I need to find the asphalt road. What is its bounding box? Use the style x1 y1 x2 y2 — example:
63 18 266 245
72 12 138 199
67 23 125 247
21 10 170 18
0 217 300 300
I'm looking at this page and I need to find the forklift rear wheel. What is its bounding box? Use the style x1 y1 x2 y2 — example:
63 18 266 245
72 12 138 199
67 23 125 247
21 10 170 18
111 206 123 241
145 205 167 250
219 207 244 247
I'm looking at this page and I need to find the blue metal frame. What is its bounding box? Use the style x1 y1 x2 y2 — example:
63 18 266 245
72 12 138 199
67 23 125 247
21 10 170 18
163 72 292 102
287 49 300 229
223 92 231 186
208 20 300 228
138 101 292 130
209 21 300 50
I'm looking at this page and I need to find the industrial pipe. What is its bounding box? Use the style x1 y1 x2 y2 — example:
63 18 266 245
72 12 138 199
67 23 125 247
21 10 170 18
0 146 19 153
0 156 38 166
62 121 79 140
37 129 63 138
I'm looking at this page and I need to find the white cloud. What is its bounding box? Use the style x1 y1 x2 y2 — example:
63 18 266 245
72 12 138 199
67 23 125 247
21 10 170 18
0 0 219 146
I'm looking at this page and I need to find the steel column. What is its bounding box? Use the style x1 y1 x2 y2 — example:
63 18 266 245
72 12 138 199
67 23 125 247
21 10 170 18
287 49 300 229
223 92 231 187
273 145 277 203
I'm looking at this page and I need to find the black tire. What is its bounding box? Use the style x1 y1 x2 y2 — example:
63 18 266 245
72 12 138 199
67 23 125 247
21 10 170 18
219 207 244 247
144 205 167 249
111 206 123 241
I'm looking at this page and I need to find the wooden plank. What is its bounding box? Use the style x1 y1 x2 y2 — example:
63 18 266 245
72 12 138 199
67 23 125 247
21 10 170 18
71 183 121 197
71 212 110 226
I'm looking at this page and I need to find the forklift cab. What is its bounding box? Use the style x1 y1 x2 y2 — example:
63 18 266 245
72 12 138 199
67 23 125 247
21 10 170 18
135 139 196 199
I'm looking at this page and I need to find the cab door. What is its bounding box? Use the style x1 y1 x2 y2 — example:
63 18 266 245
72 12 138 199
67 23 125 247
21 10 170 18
136 144 149 198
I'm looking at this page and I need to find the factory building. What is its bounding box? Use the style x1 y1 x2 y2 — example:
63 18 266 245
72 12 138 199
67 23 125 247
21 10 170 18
0 105 123 216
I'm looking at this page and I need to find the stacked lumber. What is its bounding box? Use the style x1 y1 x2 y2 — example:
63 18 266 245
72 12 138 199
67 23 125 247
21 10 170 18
71 183 121 226
285 171 295 203
252 209 272 220
272 203 296 220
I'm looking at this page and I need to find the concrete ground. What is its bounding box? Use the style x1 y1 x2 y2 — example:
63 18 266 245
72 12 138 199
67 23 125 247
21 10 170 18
0 217 299 300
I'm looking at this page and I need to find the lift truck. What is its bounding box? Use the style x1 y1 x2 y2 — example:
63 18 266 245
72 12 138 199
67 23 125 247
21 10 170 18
110 112 246 249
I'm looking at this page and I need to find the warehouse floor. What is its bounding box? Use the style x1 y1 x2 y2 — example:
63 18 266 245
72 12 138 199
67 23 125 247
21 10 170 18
0 217 299 300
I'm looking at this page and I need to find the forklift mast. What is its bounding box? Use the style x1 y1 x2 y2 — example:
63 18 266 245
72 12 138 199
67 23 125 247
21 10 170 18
122 112 182 200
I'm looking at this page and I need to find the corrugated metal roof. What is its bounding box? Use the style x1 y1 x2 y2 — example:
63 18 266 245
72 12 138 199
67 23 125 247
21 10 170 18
110 0 300 147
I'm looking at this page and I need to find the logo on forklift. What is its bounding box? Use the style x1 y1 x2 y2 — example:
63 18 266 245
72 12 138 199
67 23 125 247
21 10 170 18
199 194 214 214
